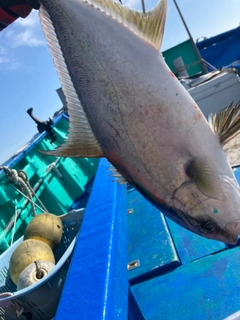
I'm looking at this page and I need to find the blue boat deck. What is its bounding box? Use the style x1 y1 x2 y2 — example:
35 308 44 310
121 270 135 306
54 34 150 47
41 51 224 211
55 159 240 319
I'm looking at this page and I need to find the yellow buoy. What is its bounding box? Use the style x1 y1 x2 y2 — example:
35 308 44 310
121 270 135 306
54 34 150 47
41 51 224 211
9 239 55 285
24 212 63 250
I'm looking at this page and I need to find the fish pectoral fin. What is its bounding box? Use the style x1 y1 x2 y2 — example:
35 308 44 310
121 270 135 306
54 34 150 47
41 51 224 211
185 158 221 200
208 101 240 145
85 0 167 50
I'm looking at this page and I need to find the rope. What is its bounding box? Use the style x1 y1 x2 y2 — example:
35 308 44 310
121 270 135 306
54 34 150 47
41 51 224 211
0 292 13 297
1 166 36 216
202 59 217 71
18 170 48 212
10 200 18 246
34 261 43 279
174 58 218 74
10 185 45 213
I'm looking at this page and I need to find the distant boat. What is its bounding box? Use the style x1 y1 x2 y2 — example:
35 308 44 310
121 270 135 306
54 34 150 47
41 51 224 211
162 26 240 118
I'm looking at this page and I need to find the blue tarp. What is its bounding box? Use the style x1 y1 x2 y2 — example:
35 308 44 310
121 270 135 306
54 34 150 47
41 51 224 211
196 27 240 70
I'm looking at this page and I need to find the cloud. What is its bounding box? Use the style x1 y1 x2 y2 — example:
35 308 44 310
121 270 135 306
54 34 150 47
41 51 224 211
0 47 7 55
4 59 22 71
0 49 22 71
4 10 46 48
0 10 46 71
15 9 40 28
0 46 10 65
5 28 45 47
0 56 8 64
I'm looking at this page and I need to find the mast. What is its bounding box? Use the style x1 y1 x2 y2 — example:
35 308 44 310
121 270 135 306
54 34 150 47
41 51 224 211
173 0 208 74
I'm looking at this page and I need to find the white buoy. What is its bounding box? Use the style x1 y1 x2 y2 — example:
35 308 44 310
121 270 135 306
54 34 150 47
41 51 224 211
17 260 55 290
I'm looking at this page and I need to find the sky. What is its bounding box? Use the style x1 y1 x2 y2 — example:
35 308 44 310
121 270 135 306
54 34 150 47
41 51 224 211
0 0 240 164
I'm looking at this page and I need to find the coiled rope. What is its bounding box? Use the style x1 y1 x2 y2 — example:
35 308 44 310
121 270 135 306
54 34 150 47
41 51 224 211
1 166 37 216
0 166 47 216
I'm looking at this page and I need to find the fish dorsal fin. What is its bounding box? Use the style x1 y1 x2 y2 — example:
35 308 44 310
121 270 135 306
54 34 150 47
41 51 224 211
208 101 240 146
86 0 167 50
185 158 222 200
39 5 104 158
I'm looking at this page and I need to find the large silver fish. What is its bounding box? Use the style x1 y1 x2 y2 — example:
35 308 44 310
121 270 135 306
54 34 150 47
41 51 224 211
38 0 240 244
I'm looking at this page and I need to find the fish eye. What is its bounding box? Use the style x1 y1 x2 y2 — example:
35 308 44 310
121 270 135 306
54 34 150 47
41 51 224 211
202 221 216 233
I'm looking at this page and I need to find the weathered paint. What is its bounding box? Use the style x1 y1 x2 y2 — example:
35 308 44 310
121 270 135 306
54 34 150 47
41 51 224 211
132 246 240 319
55 159 128 320
127 189 180 284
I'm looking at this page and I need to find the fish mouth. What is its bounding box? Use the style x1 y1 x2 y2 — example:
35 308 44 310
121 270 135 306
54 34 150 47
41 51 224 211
225 221 240 244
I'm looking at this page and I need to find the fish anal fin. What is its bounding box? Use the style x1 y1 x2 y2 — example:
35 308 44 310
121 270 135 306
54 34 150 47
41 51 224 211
40 143 104 158
39 6 104 159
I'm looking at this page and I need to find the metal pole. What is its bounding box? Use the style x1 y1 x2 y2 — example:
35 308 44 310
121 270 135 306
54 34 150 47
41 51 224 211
141 0 146 14
173 0 208 74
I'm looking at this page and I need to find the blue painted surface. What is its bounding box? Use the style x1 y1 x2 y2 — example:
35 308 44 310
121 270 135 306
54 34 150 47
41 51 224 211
127 189 180 285
68 176 95 211
132 246 240 320
233 166 240 183
128 287 145 320
228 166 240 247
166 217 227 264
55 159 128 320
